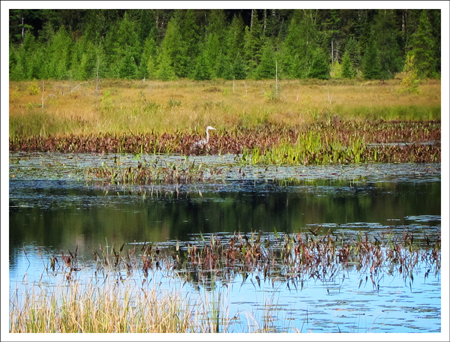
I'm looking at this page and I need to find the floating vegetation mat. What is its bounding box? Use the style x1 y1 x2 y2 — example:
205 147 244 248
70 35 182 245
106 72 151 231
9 120 440 165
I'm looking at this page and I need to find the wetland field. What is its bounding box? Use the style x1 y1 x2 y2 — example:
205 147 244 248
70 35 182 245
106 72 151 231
5 79 446 336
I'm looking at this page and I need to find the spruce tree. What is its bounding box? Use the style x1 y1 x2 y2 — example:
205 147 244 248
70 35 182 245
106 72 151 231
341 50 355 78
409 10 435 78
156 52 176 81
308 48 330 79
346 36 361 73
282 11 318 79
139 33 158 79
159 16 184 77
119 48 138 79
373 10 403 79
232 53 246 80
255 40 275 79
193 49 211 81
362 32 381 79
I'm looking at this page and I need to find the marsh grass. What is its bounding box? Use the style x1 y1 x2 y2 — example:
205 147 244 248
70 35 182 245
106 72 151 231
9 79 441 139
10 277 208 333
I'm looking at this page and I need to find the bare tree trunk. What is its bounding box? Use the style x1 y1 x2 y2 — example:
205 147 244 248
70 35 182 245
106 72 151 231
41 81 44 112
275 60 278 98
95 56 100 98
331 40 334 63
250 9 254 30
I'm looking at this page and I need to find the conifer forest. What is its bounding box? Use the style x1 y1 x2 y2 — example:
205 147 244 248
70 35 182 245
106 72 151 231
9 9 441 82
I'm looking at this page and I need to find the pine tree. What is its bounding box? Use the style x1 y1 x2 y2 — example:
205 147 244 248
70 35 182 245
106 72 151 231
282 11 318 79
193 49 211 81
46 27 72 80
373 10 403 79
409 10 435 78
226 14 244 64
179 9 200 78
156 51 176 81
341 50 355 78
255 40 275 79
346 36 361 73
401 54 420 94
308 48 330 79
114 12 140 74
232 53 246 80
119 48 138 79
159 16 184 77
243 13 263 78
362 32 381 79
139 33 158 79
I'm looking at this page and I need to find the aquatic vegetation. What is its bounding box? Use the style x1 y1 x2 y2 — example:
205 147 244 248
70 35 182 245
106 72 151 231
10 229 440 333
31 229 441 294
84 156 226 186
9 120 440 165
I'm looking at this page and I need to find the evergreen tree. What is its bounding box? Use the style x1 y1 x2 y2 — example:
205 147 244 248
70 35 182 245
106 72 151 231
232 53 246 80
78 40 97 80
243 13 263 78
179 9 200 78
119 48 138 79
156 51 176 81
308 48 330 79
255 40 275 79
409 10 435 78
193 49 211 80
204 32 222 78
282 11 319 79
362 32 381 79
345 36 361 74
159 16 184 77
139 34 158 79
226 14 244 63
341 50 355 78
46 27 72 79
373 10 403 79
401 54 420 94
138 10 156 43
10 31 39 80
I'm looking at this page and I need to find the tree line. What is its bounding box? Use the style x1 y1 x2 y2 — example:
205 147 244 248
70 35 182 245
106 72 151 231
9 9 441 82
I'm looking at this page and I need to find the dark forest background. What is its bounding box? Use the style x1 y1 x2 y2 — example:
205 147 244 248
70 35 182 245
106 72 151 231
8 9 441 81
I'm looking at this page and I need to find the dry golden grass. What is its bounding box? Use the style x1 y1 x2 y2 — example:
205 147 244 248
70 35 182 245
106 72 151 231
9 78 441 139
9 275 271 333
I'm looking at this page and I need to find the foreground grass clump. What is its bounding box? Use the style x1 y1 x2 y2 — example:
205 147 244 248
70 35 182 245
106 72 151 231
10 279 227 333
9 78 441 139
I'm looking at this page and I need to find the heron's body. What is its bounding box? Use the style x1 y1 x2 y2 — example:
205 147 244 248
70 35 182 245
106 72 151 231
193 126 216 148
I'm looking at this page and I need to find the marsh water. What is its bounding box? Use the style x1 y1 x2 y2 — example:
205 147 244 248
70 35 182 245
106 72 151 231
9 152 441 333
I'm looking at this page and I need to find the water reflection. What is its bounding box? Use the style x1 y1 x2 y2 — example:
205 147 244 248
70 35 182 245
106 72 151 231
8 153 441 333
9 179 440 264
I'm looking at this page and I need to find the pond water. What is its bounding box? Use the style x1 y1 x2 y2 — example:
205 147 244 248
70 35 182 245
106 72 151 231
8 152 442 333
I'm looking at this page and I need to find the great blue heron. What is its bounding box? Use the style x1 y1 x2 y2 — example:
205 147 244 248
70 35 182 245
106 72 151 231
192 126 216 148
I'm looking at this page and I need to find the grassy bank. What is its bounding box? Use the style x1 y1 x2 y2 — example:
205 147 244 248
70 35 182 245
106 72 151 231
9 78 441 139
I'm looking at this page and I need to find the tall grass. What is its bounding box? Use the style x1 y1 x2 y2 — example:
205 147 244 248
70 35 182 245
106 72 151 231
9 276 267 333
9 78 441 139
